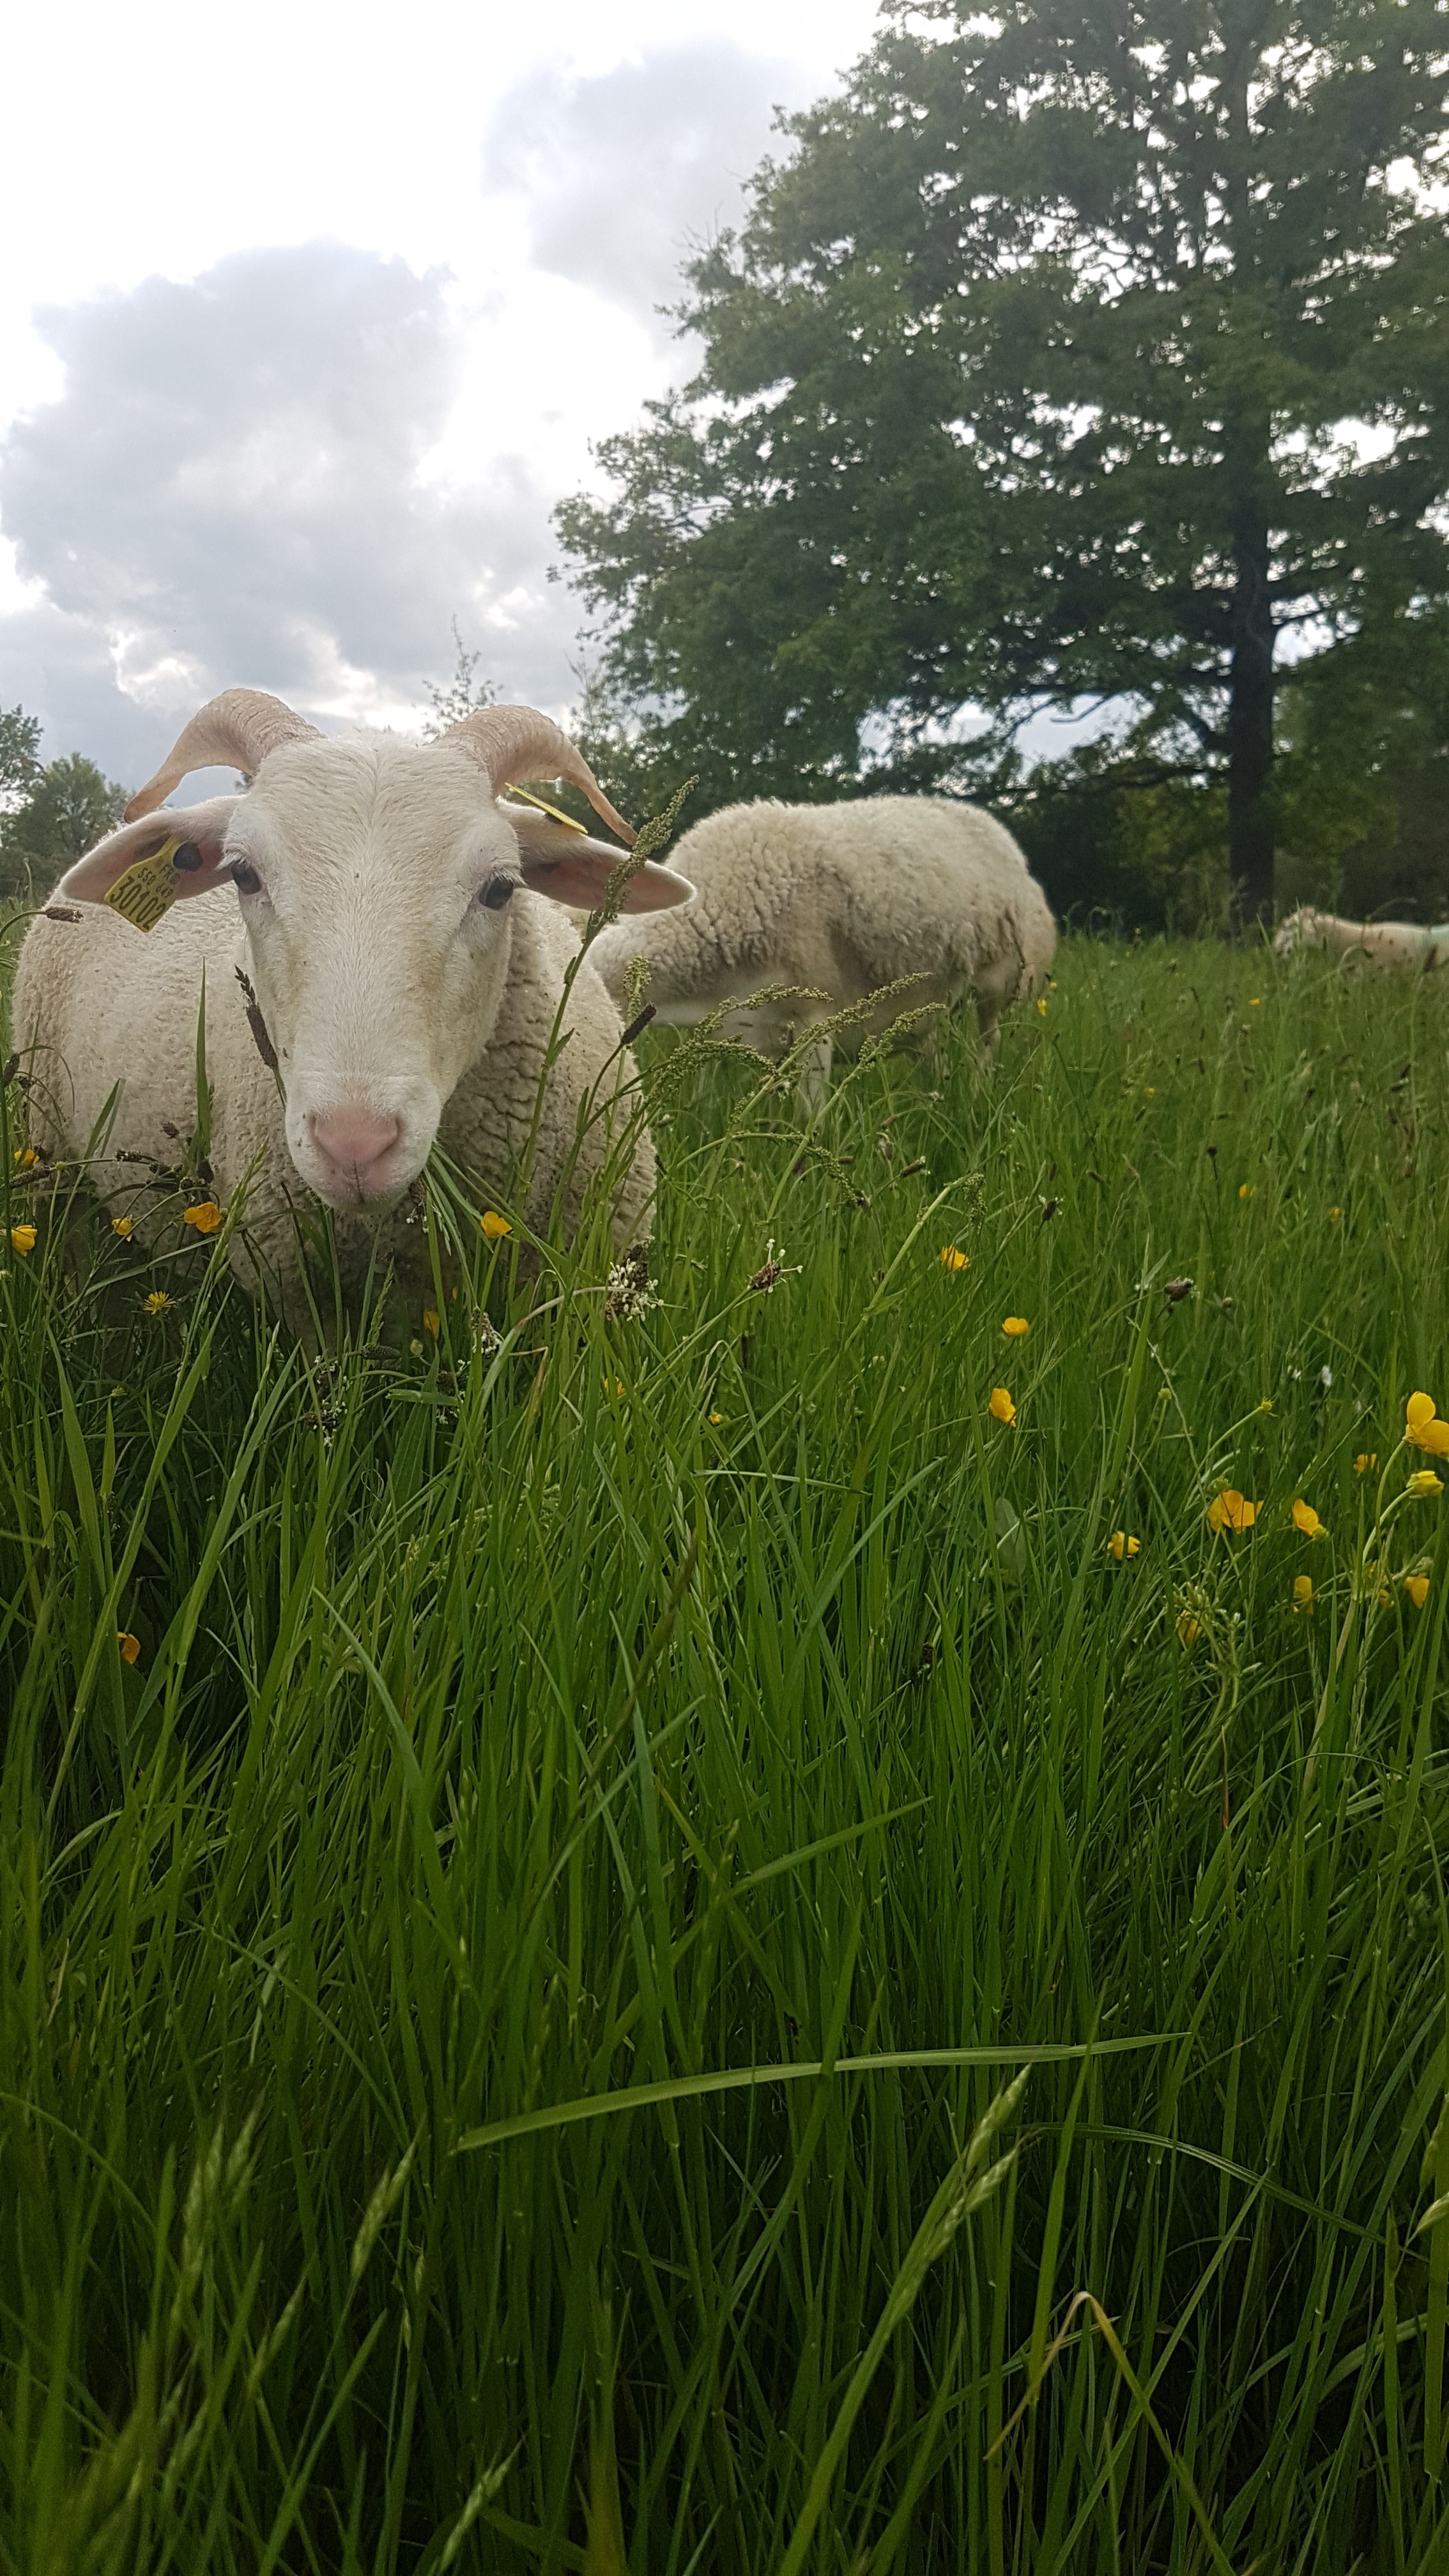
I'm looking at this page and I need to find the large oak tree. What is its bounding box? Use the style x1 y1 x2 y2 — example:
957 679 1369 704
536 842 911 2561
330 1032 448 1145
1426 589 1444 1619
560 0 1449 922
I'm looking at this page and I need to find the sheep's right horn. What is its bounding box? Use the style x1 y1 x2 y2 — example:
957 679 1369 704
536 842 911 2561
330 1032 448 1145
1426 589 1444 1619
434 705 637 848
125 689 321 822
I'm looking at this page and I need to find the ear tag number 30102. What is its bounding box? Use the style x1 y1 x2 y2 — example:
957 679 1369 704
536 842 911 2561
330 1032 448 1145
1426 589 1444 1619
103 834 187 933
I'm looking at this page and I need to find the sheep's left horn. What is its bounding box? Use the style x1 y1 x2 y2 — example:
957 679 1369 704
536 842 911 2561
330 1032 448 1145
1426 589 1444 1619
434 705 636 848
125 689 322 822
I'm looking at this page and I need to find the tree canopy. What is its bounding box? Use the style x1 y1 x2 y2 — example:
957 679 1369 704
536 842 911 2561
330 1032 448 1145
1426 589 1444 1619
0 751 125 902
559 0 1449 921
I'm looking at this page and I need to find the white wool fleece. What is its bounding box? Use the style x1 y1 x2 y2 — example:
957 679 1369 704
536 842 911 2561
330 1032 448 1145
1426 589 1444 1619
1274 907 1449 970
587 795 1057 1100
12 735 671 1322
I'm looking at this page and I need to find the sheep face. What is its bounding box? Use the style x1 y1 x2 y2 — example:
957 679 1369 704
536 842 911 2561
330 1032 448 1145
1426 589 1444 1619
222 739 535 1207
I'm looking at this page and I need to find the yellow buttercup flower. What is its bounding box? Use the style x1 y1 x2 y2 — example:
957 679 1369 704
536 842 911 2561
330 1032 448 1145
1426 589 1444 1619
116 1630 141 1666
1406 1574 1430 1609
1106 1531 1140 1561
1328 1206 1342 1223
10 1224 36 1256
1208 1489 1258 1533
144 1290 171 1315
1238 1183 1256 1201
1406 1393 1449 1455
604 1376 625 1398
708 1411 723 1425
480 1211 512 1241
1036 997 1048 1016
12 1146 36 1169
422 1308 440 1337
1292 1575 1314 1613
1353 1452 1377 1475
1407 1469 1444 1499
939 1245 969 1271
988 1386 1016 1426
1291 1499 1326 1540
1002 1315 1029 1338
111 1215 134 1241
1249 997 1261 1007
1176 1610 1200 1647
183 1200 223 1235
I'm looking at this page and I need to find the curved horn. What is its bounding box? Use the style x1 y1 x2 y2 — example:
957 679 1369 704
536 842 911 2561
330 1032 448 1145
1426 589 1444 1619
434 705 637 848
125 689 321 822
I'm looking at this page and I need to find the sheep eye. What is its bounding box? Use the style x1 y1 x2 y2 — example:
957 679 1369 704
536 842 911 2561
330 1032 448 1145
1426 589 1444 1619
231 861 263 898
477 875 516 911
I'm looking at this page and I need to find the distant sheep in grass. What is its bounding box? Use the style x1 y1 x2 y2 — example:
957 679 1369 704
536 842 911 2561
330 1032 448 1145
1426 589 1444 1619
1274 907 1449 970
12 691 693 1326
586 794 1057 1111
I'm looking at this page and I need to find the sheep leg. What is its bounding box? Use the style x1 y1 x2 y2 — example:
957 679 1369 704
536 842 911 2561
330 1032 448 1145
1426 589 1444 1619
975 995 1002 1055
795 1029 834 1117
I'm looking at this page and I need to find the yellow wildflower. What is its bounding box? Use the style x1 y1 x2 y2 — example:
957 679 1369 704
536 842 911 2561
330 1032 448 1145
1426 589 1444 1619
1002 1315 1029 1338
1291 1499 1326 1540
1408 1470 1444 1499
111 1215 134 1241
183 1200 223 1235
12 1146 36 1169
116 1631 141 1666
988 1386 1016 1427
1406 1573 1430 1609
1353 1452 1377 1475
1143 1085 1155 1098
1249 997 1261 1007
1208 1488 1258 1533
708 1411 723 1425
604 1376 625 1398
1036 997 1048 1017
480 1211 512 1241
1328 1205 1342 1223
1292 1575 1314 1614
939 1245 969 1271
10 1224 36 1256
143 1290 171 1315
1238 1183 1256 1201
422 1308 440 1337
1406 1393 1449 1455
1176 1609 1200 1648
1106 1531 1140 1561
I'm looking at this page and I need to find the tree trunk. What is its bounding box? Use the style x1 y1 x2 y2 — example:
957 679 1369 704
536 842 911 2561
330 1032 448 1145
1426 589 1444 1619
1227 489 1276 929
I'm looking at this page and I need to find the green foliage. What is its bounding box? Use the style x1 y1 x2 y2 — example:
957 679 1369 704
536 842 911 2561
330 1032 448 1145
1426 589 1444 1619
0 705 42 808
4 936 1449 2563
558 0 1449 917
0 753 126 902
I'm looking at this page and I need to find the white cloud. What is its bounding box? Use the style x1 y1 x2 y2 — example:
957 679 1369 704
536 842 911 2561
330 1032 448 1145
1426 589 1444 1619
0 1 882 782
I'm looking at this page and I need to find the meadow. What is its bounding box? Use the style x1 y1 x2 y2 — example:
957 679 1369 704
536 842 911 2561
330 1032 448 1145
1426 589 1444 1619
4 930 1449 2573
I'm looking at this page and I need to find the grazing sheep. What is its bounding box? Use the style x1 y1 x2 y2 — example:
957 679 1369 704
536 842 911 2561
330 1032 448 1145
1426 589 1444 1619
585 794 1057 1110
1274 907 1449 970
12 692 692 1323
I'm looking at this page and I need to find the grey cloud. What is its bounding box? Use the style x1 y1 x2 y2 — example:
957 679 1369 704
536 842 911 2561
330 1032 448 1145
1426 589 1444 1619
487 45 800 325
0 243 581 774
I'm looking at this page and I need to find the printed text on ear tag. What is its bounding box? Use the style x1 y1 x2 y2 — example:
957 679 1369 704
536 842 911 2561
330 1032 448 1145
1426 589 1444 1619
103 834 185 933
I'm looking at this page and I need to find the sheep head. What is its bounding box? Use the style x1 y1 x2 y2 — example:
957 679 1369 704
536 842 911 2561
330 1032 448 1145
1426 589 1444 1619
57 694 692 1212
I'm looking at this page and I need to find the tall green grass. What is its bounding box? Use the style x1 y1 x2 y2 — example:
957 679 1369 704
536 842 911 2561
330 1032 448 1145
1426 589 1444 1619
4 934 1449 2571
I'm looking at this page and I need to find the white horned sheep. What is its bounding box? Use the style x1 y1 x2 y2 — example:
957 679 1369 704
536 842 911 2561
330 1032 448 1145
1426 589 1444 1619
1274 906 1449 971
12 691 693 1323
585 794 1057 1110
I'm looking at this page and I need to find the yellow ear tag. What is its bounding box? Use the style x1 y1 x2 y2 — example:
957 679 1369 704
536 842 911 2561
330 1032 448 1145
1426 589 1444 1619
500 785 588 834
103 833 187 933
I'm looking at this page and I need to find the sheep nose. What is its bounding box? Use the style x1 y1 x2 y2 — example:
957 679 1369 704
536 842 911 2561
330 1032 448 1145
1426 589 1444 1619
309 1107 401 1184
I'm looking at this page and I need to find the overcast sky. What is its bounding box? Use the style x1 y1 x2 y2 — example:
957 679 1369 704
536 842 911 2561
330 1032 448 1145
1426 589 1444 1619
0 0 882 785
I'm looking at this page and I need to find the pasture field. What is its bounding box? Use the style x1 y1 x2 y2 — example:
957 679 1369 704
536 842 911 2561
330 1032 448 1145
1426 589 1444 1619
5 932 1449 2573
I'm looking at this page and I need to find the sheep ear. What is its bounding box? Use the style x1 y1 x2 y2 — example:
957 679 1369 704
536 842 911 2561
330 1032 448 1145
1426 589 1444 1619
502 810 693 914
54 798 243 918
